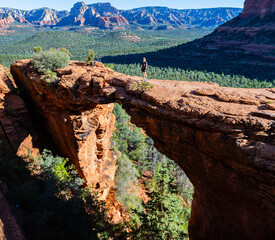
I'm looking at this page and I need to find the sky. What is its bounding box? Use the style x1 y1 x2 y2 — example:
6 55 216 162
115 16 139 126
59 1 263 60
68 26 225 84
0 0 244 11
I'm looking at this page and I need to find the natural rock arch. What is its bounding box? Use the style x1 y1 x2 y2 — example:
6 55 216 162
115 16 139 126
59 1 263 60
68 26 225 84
11 60 275 240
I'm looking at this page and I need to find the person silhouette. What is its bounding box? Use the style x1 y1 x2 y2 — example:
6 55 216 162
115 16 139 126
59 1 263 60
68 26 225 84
141 57 148 81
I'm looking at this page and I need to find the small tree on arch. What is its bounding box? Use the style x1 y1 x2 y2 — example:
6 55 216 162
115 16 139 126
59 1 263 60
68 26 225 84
86 49 95 65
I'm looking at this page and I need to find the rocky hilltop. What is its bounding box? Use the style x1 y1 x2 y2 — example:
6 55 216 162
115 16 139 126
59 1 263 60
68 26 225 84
0 2 242 29
0 13 14 28
0 7 69 26
9 59 275 240
122 6 242 27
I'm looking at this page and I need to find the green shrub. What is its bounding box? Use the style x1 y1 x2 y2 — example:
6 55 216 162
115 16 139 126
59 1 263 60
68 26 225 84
36 149 127 239
42 70 59 84
131 81 154 92
32 49 70 73
115 154 143 213
33 46 42 53
59 48 72 56
132 162 190 240
105 63 115 70
37 149 85 194
86 49 95 64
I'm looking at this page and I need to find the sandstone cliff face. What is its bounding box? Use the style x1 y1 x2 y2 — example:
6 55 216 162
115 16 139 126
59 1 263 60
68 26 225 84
11 60 275 240
0 65 40 240
203 0 275 45
58 3 242 29
58 2 129 29
0 16 14 28
0 65 39 157
11 61 117 200
0 7 69 26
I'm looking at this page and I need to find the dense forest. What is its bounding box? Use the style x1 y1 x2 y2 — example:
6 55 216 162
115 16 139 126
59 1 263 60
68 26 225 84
104 47 275 82
0 28 212 66
107 63 275 88
1 26 273 83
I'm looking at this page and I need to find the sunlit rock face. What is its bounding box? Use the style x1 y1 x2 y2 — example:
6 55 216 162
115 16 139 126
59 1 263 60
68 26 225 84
11 60 275 239
0 65 40 157
10 60 118 200
0 8 69 26
0 16 14 28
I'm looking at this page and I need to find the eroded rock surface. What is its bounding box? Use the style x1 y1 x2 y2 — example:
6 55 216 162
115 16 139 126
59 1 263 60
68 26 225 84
0 16 14 28
0 65 39 157
10 61 117 200
11 60 275 239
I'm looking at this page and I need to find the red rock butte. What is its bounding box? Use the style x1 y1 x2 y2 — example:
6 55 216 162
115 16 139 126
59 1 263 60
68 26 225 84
6 60 274 240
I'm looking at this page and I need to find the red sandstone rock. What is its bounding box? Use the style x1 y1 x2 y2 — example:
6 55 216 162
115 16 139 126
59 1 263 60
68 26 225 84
97 17 110 29
0 17 14 28
110 16 128 24
11 61 118 200
10 60 275 239
0 65 41 240
0 65 39 157
73 17 86 26
97 16 128 29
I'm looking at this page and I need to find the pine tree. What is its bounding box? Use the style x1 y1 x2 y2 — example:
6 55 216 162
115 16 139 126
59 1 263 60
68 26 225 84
133 162 190 240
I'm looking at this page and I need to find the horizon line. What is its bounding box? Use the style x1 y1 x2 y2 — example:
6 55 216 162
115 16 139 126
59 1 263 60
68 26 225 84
0 2 243 12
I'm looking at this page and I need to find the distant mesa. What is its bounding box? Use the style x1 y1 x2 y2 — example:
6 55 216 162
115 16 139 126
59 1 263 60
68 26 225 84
0 2 242 29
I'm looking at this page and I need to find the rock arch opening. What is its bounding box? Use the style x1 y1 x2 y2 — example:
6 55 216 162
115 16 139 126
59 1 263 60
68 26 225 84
112 102 194 220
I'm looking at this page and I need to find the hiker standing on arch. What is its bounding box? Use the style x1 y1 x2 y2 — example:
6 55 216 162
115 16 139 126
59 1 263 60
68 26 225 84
141 57 148 81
